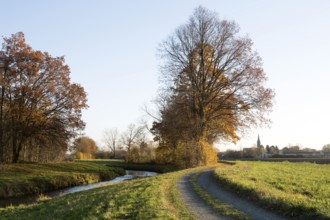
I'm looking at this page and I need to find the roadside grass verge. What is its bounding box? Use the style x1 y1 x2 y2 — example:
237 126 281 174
0 162 125 199
189 172 251 220
0 166 213 220
79 159 178 173
214 161 330 219
223 158 330 164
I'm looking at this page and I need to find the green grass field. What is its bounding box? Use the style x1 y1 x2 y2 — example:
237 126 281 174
0 162 125 198
0 166 216 220
214 161 330 219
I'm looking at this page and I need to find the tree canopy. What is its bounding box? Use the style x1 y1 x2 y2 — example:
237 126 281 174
152 6 274 168
323 144 330 152
0 32 88 163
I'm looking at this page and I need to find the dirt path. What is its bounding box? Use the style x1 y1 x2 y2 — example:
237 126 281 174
177 172 229 220
178 169 287 220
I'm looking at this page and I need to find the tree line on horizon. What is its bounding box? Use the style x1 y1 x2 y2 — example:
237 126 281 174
0 6 274 167
73 124 155 164
222 144 330 159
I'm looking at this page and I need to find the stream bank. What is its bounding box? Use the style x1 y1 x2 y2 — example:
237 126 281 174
0 162 125 200
0 170 158 208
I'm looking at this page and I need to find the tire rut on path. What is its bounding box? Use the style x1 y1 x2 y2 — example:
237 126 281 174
197 170 287 220
178 172 229 220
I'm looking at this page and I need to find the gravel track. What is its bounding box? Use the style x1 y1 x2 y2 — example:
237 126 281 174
177 172 228 220
178 169 287 220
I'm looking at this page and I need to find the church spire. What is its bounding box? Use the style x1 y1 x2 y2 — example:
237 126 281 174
257 134 261 148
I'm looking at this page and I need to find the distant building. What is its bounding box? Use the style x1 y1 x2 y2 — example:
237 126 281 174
257 135 266 158
242 135 266 158
257 134 261 148
280 147 323 158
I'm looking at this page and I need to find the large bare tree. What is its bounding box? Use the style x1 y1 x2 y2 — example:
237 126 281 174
152 6 274 167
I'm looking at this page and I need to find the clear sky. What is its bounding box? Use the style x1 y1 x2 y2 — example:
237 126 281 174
1 0 330 151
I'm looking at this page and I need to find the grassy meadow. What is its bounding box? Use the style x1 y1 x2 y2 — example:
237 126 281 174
0 166 217 220
2 160 329 219
0 161 125 198
214 161 330 219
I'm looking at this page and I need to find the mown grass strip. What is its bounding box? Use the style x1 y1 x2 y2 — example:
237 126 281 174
0 166 213 219
214 161 330 219
189 172 251 220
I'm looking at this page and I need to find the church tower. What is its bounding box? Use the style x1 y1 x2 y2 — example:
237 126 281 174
257 134 261 148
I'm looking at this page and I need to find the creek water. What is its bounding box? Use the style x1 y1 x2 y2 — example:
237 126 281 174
0 170 158 208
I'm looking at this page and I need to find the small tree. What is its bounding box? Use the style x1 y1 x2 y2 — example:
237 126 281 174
73 136 97 159
269 145 280 154
103 128 119 158
121 124 145 162
323 144 330 152
130 141 156 163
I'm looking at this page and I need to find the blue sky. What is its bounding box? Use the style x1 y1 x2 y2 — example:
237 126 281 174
1 0 330 150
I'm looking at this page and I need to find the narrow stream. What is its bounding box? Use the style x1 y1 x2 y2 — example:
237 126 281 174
48 170 157 196
0 170 158 208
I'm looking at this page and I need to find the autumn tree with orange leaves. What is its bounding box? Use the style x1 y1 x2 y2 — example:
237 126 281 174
73 136 97 159
0 32 88 163
152 7 274 168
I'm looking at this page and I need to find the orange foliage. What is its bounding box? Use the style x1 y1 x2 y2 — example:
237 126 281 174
73 136 97 159
170 140 218 168
155 145 175 164
0 32 88 163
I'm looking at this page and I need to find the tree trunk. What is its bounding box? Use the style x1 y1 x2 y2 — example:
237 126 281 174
112 140 116 159
12 149 20 163
0 85 5 163
12 139 20 163
12 135 23 163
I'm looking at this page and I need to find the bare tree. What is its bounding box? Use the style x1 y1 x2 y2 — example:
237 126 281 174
103 128 119 158
121 124 145 162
